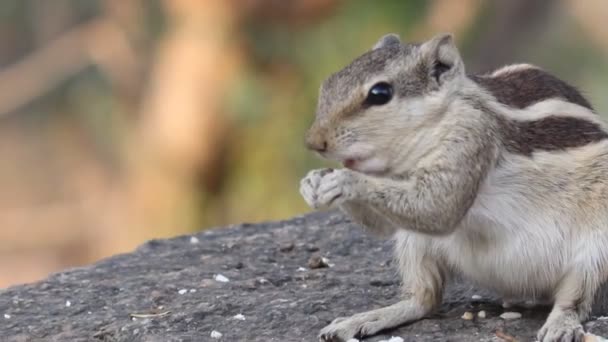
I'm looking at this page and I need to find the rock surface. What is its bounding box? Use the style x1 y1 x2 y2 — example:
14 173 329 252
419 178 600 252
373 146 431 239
1 210 608 342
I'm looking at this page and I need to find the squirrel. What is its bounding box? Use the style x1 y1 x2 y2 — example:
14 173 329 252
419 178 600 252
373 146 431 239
300 33 608 342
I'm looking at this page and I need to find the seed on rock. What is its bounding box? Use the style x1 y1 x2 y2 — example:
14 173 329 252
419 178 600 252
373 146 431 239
461 311 474 320
585 333 608 342
478 310 487 318
500 311 522 320
307 255 329 269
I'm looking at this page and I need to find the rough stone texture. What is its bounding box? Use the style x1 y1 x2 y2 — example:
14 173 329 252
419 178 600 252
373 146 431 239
2 210 608 342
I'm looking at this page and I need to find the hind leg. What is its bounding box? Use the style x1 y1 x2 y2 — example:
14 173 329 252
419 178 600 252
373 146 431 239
319 232 445 342
537 269 599 342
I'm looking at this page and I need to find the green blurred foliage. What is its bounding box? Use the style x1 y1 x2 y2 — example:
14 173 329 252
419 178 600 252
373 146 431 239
1 0 607 230
221 0 428 223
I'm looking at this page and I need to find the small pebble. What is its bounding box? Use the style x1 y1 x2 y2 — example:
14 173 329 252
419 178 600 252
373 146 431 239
297 267 307 272
305 244 320 252
461 311 474 320
500 311 522 320
3 314 10 319
233 314 246 321
307 255 330 269
189 236 199 244
478 310 487 319
65 300 71 307
214 274 230 283
210 330 222 339
471 294 482 300
178 289 188 295
279 242 295 252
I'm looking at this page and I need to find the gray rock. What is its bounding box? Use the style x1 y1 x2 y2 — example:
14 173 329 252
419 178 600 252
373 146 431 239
1 210 608 341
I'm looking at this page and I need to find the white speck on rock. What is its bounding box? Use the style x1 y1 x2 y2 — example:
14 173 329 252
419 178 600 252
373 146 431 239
133 329 139 335
189 289 197 293
190 236 199 244
178 289 188 295
297 267 307 272
346 339 360 342
65 300 71 307
471 294 482 300
500 311 522 320
214 274 229 282
478 310 487 318
210 330 223 339
233 314 245 321
4 313 10 319
378 337 404 342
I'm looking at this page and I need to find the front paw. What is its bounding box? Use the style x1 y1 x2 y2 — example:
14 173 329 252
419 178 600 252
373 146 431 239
300 168 362 209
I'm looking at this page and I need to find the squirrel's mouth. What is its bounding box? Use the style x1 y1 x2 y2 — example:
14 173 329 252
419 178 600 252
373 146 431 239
342 158 357 169
342 156 388 175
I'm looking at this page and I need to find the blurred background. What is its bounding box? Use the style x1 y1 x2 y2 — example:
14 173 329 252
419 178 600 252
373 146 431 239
0 0 607 287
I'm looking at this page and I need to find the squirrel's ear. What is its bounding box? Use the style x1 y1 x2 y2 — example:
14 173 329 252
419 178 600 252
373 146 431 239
372 33 401 50
421 33 464 84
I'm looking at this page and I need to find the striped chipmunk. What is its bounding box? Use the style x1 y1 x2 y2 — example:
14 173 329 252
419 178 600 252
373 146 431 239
299 33 608 342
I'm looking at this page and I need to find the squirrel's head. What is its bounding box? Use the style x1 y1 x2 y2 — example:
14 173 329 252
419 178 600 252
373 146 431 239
305 33 465 175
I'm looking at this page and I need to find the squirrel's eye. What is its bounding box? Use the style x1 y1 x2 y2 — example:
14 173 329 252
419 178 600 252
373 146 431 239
365 82 393 106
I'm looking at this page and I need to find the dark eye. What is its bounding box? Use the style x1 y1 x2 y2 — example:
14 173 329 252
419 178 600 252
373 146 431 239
365 82 393 106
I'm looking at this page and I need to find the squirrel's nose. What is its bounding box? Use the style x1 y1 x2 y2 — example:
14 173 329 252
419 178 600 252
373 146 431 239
305 137 328 153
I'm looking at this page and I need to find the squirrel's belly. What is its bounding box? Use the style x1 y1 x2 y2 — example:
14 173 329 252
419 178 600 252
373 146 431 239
441 214 568 298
